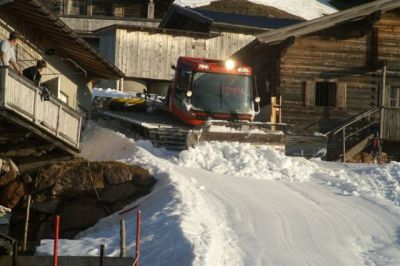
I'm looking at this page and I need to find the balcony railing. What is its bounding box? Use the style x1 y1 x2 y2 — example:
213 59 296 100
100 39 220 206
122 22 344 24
0 66 82 149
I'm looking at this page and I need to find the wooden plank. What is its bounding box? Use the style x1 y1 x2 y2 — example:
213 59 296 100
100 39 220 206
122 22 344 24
344 134 374 162
336 82 347 108
304 80 315 106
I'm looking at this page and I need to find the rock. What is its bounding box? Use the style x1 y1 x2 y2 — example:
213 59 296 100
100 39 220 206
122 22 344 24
101 183 137 203
59 204 106 231
131 166 155 186
103 161 136 184
32 198 59 214
0 180 26 208
36 161 105 199
0 159 19 187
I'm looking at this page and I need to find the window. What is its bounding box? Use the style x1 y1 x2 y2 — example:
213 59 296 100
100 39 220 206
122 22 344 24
389 86 400 108
315 82 336 106
175 67 191 100
92 0 112 16
304 80 347 108
66 0 86 15
59 91 69 105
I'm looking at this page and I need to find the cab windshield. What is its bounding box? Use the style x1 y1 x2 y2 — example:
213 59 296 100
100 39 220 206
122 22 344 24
190 72 254 114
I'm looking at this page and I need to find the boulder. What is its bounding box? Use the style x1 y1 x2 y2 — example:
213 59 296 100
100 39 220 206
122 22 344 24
0 159 19 187
103 162 138 184
0 180 26 208
101 183 137 203
59 204 107 231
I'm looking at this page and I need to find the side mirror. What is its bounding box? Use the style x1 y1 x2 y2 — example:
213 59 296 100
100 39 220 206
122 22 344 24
186 90 193 98
171 64 176 70
255 96 261 103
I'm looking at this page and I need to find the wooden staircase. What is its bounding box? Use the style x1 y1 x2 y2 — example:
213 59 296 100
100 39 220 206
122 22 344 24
326 108 381 162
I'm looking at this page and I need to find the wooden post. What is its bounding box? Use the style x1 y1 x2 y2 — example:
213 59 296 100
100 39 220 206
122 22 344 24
22 195 31 252
120 219 126 257
53 215 60 266
134 210 142 266
342 128 346 163
12 240 17 266
380 65 387 139
99 244 105 266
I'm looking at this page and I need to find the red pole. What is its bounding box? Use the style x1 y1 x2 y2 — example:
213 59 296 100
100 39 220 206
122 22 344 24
53 215 60 266
134 210 142 266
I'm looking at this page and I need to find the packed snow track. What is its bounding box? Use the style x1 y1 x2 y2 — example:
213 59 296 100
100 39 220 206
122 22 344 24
37 122 400 266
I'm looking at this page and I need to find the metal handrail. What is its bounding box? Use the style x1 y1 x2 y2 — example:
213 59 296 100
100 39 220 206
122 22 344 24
327 107 382 136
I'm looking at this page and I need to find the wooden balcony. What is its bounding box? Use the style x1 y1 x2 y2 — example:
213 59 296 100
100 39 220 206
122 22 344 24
0 66 82 152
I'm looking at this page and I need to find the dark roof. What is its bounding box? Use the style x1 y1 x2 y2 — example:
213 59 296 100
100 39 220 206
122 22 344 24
192 8 303 29
256 0 400 44
160 4 302 32
5 0 124 79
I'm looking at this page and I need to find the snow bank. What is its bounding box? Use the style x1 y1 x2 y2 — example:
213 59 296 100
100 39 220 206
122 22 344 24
177 141 400 206
177 141 314 181
175 0 337 20
37 121 400 266
37 122 240 265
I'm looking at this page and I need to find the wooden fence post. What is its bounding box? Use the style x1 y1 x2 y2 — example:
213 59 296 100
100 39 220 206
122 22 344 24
134 210 142 266
120 219 126 257
99 244 105 266
22 195 31 252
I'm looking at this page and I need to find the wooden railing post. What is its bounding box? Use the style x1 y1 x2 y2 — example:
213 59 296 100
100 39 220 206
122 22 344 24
380 65 387 138
0 67 8 106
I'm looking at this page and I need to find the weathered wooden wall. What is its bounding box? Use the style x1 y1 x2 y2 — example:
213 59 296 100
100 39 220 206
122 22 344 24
376 11 400 141
279 28 379 133
61 16 160 33
99 28 255 80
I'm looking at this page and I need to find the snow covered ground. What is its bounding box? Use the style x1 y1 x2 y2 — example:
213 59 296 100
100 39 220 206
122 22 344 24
36 122 400 265
175 0 337 20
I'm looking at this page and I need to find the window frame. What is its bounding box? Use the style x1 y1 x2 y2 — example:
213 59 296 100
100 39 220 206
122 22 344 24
389 86 400 108
304 79 347 109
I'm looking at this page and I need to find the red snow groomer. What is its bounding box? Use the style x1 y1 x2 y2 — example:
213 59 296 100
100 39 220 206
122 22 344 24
94 57 285 150
168 57 260 126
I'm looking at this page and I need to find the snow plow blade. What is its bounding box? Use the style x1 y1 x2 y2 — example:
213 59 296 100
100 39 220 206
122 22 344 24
186 121 286 147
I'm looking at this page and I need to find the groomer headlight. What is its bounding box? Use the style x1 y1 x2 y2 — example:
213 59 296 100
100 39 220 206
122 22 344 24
225 59 235 70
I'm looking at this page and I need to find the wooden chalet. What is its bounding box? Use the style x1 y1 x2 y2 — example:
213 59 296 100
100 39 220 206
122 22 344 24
96 4 300 94
51 0 173 37
0 0 123 172
234 0 400 161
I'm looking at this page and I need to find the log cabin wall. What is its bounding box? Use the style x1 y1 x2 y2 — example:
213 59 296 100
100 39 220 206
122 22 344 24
279 22 379 133
100 28 255 81
376 10 400 141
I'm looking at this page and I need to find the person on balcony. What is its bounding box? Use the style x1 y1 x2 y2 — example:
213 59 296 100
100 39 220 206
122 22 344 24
23 60 50 101
23 60 47 86
0 31 22 75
